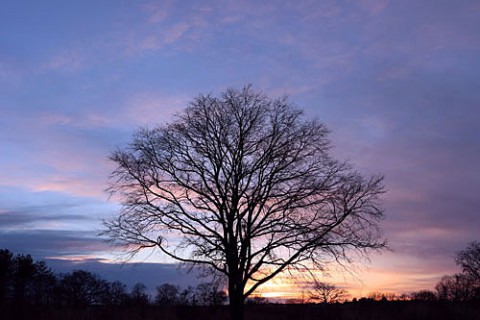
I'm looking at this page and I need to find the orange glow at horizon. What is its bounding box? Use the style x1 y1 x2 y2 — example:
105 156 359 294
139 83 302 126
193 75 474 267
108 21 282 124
45 252 448 301
247 264 444 301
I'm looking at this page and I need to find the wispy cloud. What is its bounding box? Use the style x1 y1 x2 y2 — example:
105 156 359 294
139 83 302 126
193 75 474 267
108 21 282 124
1 230 108 258
119 91 188 125
142 0 172 24
43 49 86 72
358 0 389 16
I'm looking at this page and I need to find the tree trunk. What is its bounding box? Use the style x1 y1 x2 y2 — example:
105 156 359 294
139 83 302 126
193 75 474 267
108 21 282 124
228 285 244 320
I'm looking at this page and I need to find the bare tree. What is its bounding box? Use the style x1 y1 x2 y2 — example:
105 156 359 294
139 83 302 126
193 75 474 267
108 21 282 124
58 270 110 306
105 86 385 320
245 296 269 304
196 281 227 306
11 254 36 305
410 290 437 301
129 282 150 306
107 281 129 305
0 249 14 304
28 260 57 306
456 241 480 282
178 286 195 306
435 273 477 301
307 280 347 304
155 283 180 306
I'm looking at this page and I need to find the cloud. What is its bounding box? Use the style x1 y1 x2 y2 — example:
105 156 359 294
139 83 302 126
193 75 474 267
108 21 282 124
0 210 89 229
120 91 188 125
357 249 459 294
133 21 191 52
299 1 342 21
358 0 389 16
0 230 108 258
142 0 172 24
0 187 116 240
43 49 86 72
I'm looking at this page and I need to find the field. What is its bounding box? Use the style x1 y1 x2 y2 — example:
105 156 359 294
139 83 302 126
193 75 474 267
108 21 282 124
2 301 480 320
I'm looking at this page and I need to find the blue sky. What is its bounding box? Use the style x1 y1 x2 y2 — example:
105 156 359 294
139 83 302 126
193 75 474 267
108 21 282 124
1 0 479 297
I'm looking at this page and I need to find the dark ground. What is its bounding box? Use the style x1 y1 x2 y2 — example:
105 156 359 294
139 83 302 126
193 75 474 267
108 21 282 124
1 301 480 320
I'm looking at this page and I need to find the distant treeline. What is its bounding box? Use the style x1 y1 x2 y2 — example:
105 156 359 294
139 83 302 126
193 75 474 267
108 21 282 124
2 248 480 320
2 246 480 308
0 249 227 308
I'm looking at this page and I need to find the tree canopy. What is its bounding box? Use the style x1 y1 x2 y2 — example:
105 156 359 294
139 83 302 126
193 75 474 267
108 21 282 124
456 241 480 282
105 86 385 320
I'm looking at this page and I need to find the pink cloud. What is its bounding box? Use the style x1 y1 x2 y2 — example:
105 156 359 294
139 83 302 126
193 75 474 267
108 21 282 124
264 83 316 99
350 250 458 295
300 1 342 21
125 22 193 54
419 22 480 52
142 0 172 23
358 0 389 16
37 91 186 133
31 175 110 199
120 91 188 125
44 255 114 264
0 113 116 199
138 34 162 51
38 111 110 129
43 49 86 72
164 22 190 44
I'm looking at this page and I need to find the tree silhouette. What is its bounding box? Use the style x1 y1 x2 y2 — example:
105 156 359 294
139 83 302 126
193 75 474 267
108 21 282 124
178 285 195 306
435 273 477 301
410 290 437 301
196 280 227 306
456 241 480 282
28 260 57 305
11 254 36 305
0 249 14 305
155 283 180 306
129 282 150 306
59 270 109 306
107 280 129 305
105 86 385 320
307 280 346 304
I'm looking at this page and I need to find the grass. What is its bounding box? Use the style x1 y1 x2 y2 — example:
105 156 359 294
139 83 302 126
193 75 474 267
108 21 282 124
1 301 480 320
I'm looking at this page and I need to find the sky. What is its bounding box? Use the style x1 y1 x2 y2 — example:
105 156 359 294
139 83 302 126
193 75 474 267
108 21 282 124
1 0 479 299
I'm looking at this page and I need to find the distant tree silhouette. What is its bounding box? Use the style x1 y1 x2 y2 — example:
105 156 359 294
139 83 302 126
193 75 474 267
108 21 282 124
0 249 14 304
28 260 56 305
435 273 477 301
59 270 110 306
285 297 307 304
410 290 437 301
155 283 180 306
11 254 36 305
107 280 129 305
0 250 57 306
308 280 346 304
105 86 385 320
178 285 195 306
129 282 150 305
195 280 227 306
245 296 269 304
433 241 480 302
456 241 480 282
366 292 397 302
